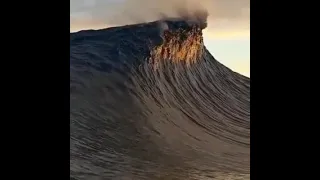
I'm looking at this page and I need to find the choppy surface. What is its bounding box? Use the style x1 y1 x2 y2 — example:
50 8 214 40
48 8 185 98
70 20 250 180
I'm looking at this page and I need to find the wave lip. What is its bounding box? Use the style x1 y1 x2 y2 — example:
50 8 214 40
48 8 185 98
150 21 204 67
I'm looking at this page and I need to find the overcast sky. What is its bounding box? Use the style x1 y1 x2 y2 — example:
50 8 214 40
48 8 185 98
70 0 250 77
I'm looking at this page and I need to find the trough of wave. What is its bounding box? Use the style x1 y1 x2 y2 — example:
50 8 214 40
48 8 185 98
70 13 250 180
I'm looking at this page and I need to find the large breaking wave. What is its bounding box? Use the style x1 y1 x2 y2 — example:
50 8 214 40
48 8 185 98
70 16 250 180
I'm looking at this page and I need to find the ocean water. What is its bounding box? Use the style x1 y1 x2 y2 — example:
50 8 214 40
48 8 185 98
70 19 250 180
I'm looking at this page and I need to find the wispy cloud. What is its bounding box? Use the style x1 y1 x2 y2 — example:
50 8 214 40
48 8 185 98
70 0 250 38
70 0 249 29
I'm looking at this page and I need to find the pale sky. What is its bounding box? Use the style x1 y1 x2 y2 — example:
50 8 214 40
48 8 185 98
70 0 250 77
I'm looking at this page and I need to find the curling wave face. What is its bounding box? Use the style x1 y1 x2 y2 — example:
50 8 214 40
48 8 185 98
70 18 250 180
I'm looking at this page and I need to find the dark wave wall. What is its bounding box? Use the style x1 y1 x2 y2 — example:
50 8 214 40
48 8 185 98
70 19 250 180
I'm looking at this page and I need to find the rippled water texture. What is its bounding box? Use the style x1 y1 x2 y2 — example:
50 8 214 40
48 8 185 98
70 20 250 180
